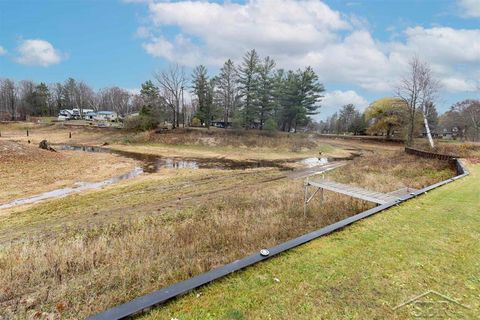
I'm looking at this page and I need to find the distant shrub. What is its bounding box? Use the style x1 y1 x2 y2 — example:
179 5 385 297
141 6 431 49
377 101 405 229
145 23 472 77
264 118 278 132
232 112 244 129
124 106 159 131
191 117 202 127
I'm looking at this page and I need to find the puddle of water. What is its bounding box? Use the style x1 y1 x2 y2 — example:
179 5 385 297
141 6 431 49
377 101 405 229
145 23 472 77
56 145 287 172
0 145 290 210
0 167 143 210
3 145 352 210
299 157 329 168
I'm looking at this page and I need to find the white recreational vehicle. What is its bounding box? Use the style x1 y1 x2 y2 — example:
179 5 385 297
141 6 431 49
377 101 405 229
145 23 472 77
57 108 94 121
94 111 119 122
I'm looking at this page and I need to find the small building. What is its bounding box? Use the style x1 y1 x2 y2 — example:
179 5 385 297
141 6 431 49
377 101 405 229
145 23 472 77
95 111 118 122
58 108 94 120
210 119 233 128
442 127 459 140
84 111 97 120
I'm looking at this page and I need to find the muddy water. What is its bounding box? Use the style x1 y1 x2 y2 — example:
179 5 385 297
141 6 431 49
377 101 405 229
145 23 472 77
0 167 143 210
57 145 290 172
1 144 349 210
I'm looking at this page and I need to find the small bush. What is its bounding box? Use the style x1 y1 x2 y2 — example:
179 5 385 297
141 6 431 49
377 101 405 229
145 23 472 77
191 117 202 127
264 118 278 132
124 115 159 131
232 112 244 129
124 106 160 131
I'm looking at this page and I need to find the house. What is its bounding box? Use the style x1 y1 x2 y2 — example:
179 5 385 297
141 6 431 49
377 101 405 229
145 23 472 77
442 127 459 140
57 108 94 120
211 119 233 128
94 111 118 122
421 130 440 138
84 111 97 120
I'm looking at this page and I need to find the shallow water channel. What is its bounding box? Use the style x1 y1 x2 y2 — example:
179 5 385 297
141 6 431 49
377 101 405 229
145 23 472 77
0 145 298 210
57 145 290 172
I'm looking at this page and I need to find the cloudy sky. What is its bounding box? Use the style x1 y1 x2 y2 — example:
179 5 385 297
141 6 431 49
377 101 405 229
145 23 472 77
0 0 479 119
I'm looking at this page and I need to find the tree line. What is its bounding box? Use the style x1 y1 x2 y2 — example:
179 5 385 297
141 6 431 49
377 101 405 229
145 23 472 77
318 96 479 142
138 49 325 131
0 77 139 120
2 53 478 142
319 57 479 144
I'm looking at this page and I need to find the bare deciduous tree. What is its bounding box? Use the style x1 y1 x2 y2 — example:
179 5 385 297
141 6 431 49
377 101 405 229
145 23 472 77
18 80 35 119
76 81 96 116
396 56 440 147
0 79 18 120
99 87 132 116
450 100 480 141
214 59 239 128
153 64 187 128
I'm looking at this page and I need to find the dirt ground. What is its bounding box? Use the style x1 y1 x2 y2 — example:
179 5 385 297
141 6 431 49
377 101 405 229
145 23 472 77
0 140 138 204
0 122 367 161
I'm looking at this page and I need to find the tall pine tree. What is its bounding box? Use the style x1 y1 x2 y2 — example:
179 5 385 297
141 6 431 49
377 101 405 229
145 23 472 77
258 56 276 129
214 59 238 128
192 65 212 128
237 49 260 129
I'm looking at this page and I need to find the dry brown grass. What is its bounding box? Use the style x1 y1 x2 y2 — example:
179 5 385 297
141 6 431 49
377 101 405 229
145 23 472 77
1 123 350 161
0 122 124 146
0 177 370 319
327 151 455 192
0 141 137 203
109 128 343 161
413 140 480 159
121 128 318 150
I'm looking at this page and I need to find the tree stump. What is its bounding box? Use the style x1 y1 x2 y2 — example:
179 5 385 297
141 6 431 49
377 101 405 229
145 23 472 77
39 140 57 152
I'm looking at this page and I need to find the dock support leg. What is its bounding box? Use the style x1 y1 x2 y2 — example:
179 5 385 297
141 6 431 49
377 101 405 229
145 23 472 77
304 184 308 216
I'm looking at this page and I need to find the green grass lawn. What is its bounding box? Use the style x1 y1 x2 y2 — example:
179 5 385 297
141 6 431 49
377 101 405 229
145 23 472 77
142 163 480 319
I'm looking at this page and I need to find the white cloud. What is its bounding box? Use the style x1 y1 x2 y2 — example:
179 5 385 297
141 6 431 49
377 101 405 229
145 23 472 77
458 0 480 18
15 39 64 67
441 77 477 92
143 34 205 66
314 90 368 120
133 0 480 95
135 26 151 38
322 90 369 110
392 27 480 65
0 46 6 55
143 0 349 65
389 27 480 92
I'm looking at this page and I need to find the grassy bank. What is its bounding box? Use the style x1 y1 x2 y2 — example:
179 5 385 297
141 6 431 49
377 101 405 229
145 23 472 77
415 140 480 159
327 151 454 192
143 162 480 320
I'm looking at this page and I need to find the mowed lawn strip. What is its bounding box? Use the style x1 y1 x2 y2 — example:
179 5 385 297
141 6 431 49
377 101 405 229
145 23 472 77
143 163 480 320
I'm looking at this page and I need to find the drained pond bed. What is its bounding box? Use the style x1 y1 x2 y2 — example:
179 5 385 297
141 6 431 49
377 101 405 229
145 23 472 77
57 144 295 172
0 148 457 319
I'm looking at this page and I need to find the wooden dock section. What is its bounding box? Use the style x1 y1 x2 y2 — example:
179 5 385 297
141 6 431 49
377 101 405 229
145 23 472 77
288 161 347 180
306 179 401 205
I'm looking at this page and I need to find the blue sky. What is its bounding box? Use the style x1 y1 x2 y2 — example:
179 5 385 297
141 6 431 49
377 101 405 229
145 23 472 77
0 0 479 119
